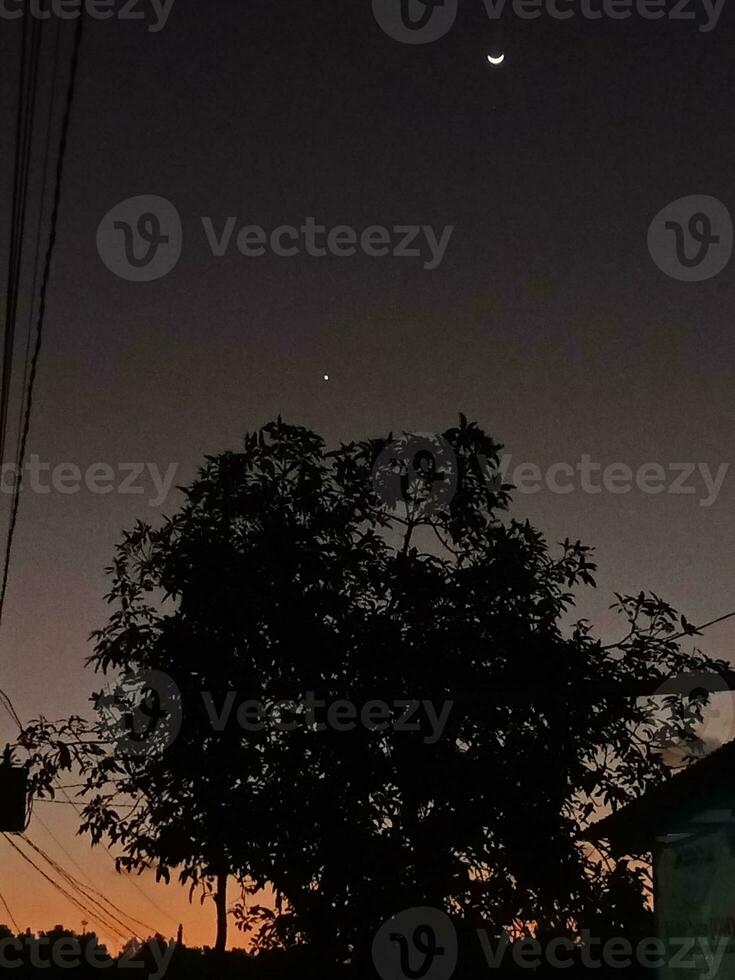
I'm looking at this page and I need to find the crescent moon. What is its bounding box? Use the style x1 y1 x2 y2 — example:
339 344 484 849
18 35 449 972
487 53 505 65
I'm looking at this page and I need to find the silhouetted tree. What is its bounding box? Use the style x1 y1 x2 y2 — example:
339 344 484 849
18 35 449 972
19 417 728 965
0 926 112 978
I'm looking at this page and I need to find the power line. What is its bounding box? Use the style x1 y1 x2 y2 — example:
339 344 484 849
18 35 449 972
0 694 174 931
0 6 84 631
28 823 159 937
0 688 22 730
0 6 177 941
33 811 107 890
49 776 179 927
35 799 136 807
0 4 43 468
2 833 129 942
0 885 20 933
18 16 63 463
3 605 733 936
7 832 128 941
21 835 147 939
602 609 735 652
679 610 735 641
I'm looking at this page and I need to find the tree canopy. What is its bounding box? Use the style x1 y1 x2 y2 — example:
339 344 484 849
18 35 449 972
19 417 728 965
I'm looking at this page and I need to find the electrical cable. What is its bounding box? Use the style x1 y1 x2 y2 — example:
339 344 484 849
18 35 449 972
0 694 173 932
0 5 43 468
17 16 63 463
29 821 159 936
21 835 145 939
0 8 84 631
2 833 128 941
0 885 20 933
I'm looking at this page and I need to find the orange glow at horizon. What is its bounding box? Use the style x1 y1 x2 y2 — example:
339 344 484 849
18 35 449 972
2 806 270 956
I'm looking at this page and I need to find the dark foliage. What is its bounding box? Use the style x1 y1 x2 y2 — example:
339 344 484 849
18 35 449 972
17 418 726 965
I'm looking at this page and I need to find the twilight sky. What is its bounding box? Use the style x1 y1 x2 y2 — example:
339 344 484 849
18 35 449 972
1 0 735 951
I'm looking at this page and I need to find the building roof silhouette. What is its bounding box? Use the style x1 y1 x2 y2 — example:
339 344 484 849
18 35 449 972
584 740 735 855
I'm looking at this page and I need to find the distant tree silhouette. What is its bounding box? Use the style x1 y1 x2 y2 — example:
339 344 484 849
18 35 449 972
0 926 112 978
0 921 666 978
19 417 729 966
0 926 265 980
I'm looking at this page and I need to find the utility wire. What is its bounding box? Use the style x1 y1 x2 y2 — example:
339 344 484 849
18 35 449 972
0 885 20 933
33 811 105 888
0 694 173 931
0 6 175 940
2 833 128 942
0 688 22 730
3 607 734 935
676 610 735 642
35 799 136 808
28 823 159 936
0 5 42 467
0 7 84 631
21 835 145 939
51 779 179 927
18 16 63 460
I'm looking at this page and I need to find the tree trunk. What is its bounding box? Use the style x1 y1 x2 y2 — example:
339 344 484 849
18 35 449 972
214 872 228 954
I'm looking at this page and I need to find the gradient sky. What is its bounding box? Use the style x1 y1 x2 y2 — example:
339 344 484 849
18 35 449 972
1 0 735 952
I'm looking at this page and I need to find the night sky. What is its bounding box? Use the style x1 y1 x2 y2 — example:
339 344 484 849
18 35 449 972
2 0 735 950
